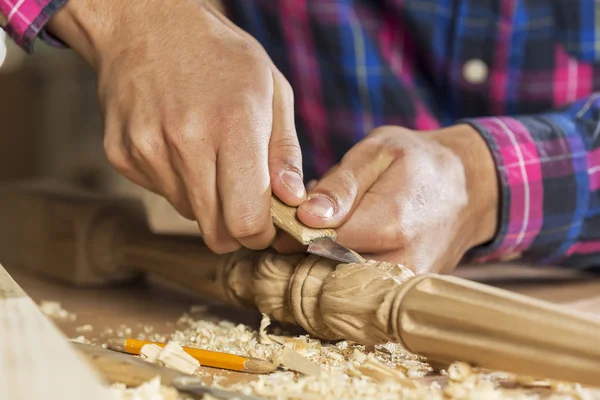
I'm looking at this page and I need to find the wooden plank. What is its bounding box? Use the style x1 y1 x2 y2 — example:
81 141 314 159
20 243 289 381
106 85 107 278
0 263 112 400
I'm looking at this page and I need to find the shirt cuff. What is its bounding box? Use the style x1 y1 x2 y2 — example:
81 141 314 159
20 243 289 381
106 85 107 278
0 0 68 53
460 116 545 263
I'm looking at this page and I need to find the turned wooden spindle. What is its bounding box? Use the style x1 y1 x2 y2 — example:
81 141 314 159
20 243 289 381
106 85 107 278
319 262 600 385
1 182 600 386
393 274 600 385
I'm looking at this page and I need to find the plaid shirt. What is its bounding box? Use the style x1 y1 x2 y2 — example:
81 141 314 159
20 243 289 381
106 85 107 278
0 0 65 51
4 0 600 270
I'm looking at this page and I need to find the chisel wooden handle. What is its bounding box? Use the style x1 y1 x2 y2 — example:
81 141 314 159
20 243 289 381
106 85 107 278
270 195 336 245
393 274 600 385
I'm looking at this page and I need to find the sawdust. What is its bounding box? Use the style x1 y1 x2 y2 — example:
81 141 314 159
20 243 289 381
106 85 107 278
39 300 77 321
136 310 598 400
109 376 181 400
81 306 600 400
76 324 94 333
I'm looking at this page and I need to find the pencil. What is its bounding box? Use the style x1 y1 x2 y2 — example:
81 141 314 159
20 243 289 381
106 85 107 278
107 338 277 374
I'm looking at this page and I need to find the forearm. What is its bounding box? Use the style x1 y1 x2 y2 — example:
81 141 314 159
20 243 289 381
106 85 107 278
45 0 223 69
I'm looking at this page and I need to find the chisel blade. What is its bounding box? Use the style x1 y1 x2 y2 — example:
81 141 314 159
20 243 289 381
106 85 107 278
307 238 361 264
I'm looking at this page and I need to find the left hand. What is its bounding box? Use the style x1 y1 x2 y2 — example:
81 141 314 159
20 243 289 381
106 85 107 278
272 125 499 275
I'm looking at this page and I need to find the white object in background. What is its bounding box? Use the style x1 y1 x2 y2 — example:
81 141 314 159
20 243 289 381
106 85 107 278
0 264 114 400
0 30 6 69
0 30 25 73
462 59 488 84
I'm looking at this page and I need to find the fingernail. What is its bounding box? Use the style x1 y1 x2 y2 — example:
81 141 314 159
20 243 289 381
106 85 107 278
303 195 335 219
281 170 306 199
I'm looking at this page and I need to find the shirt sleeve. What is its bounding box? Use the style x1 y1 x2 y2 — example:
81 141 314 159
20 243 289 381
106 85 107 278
0 0 68 53
461 94 600 270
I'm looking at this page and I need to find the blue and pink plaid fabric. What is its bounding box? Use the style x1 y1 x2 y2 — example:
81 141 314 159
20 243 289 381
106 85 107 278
0 0 65 51
4 0 600 269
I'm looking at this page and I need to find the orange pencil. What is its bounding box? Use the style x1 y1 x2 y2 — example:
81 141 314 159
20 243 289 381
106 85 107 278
107 338 277 374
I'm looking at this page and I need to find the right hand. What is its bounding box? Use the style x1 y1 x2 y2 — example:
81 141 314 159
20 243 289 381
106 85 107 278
47 0 306 254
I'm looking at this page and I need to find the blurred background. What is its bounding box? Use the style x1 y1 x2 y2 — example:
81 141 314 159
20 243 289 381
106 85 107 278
0 33 123 190
0 33 156 201
0 34 197 233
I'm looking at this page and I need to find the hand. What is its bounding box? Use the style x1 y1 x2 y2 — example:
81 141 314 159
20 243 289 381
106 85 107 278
47 0 305 253
274 125 499 274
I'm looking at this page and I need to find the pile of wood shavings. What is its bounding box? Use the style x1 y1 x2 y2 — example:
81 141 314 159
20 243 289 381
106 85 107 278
152 311 600 400
39 301 599 400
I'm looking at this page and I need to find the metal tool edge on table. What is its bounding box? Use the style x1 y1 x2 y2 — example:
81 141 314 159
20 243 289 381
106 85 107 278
73 342 268 400
270 195 361 264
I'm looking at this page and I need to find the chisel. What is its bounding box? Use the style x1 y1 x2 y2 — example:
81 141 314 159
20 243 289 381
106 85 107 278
270 195 360 264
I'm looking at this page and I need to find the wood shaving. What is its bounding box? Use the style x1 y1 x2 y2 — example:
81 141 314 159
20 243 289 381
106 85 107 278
259 313 275 345
109 376 181 400
273 346 322 377
39 300 77 321
102 311 599 400
447 361 473 382
159 312 600 400
70 335 87 343
201 395 224 400
140 344 163 363
148 341 201 375
76 324 94 333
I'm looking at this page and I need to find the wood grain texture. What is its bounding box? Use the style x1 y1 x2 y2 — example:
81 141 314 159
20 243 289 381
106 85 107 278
270 195 336 245
395 274 600 386
0 264 111 400
0 181 224 288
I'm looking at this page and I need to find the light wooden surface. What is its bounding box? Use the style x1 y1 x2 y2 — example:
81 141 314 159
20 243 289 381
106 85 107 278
7 265 260 388
0 264 111 400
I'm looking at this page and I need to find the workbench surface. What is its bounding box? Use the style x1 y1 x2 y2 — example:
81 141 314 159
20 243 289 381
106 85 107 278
7 262 600 395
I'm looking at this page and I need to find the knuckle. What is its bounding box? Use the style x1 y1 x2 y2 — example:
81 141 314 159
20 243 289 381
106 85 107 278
104 137 133 173
380 224 407 251
232 39 261 60
168 198 195 220
275 71 295 101
228 209 269 239
202 233 241 255
364 135 404 160
269 136 302 166
368 125 395 137
130 131 163 162
212 241 242 255
323 169 359 201
163 123 207 159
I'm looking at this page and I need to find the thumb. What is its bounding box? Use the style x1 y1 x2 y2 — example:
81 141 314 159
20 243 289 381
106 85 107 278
269 70 306 206
297 139 394 228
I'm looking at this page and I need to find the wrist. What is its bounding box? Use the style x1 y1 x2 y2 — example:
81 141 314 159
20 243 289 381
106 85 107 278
428 124 500 247
46 0 122 68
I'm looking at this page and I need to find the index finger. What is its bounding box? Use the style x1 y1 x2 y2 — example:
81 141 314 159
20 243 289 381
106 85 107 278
217 111 276 250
